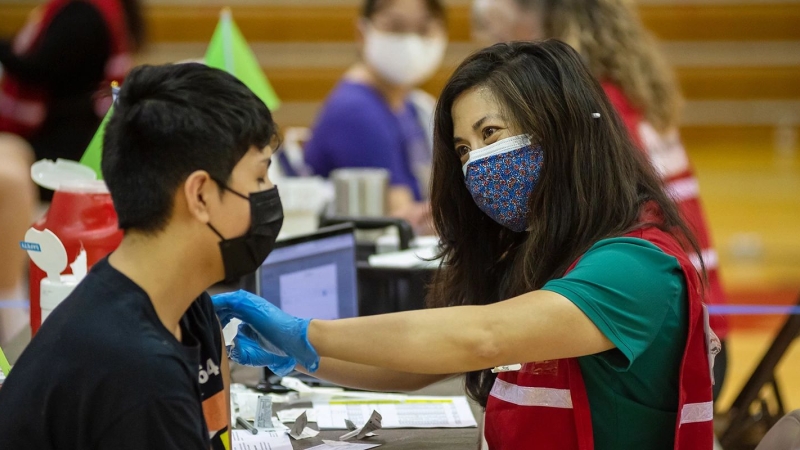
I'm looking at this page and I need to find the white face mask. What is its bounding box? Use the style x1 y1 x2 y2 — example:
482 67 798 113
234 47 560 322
461 135 532 176
363 26 447 87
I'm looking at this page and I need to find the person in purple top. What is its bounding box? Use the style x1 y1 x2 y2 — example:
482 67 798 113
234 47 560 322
303 0 447 233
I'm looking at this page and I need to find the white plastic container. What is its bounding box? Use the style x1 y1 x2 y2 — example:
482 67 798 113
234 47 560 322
40 275 79 323
22 228 87 324
275 176 332 240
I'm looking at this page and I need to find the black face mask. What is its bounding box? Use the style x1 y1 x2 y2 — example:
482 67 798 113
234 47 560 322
208 185 283 283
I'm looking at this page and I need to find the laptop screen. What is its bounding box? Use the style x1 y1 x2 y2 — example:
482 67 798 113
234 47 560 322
256 226 358 320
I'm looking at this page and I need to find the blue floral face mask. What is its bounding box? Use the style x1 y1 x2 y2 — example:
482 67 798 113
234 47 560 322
462 135 544 232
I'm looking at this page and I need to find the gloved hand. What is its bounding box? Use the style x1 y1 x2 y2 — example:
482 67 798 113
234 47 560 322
229 323 297 376
212 290 319 372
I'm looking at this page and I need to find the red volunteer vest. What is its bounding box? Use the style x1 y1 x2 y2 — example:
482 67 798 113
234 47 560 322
601 82 728 340
484 225 715 450
0 0 132 137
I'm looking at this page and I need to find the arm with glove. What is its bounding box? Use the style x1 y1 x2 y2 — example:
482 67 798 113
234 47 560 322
213 291 452 391
213 290 311 377
213 285 614 376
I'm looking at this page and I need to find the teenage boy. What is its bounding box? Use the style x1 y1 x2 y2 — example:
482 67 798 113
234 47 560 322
0 63 284 449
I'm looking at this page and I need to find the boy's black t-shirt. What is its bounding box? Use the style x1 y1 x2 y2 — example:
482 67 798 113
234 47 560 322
0 258 229 449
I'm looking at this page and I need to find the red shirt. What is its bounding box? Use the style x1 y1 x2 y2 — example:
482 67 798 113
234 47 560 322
601 82 728 339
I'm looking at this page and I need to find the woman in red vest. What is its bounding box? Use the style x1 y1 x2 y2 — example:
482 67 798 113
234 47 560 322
0 0 143 199
472 0 730 399
214 41 717 450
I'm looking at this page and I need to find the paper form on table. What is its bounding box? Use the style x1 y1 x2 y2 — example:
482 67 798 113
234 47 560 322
231 429 292 450
307 441 381 450
313 396 477 430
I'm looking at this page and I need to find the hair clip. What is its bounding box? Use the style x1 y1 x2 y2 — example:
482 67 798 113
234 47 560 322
591 113 601 118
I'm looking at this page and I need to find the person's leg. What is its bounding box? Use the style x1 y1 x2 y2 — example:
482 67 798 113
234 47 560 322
0 133 36 347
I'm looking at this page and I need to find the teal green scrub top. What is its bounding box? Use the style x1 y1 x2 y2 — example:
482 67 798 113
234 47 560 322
542 237 688 450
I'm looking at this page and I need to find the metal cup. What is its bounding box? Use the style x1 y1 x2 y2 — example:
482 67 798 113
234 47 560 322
330 168 389 217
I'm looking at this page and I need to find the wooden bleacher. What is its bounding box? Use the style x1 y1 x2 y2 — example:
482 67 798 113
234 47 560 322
1 0 798 152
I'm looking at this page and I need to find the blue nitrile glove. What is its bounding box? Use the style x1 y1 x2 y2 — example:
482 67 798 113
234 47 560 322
229 323 298 376
212 290 319 372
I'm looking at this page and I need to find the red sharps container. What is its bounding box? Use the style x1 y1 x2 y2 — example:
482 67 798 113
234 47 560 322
28 160 122 334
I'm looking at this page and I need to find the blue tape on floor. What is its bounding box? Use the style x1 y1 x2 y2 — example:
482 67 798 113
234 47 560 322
0 300 29 310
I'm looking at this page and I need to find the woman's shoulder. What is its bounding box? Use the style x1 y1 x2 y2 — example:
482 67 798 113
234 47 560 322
580 235 681 274
600 81 643 141
600 82 635 110
312 81 396 138
544 235 687 369
322 81 387 112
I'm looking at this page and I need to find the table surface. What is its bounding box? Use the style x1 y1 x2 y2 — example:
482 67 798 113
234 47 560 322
290 428 480 449
230 366 483 450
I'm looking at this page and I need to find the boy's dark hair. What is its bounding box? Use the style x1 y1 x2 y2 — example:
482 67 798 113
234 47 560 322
102 63 278 233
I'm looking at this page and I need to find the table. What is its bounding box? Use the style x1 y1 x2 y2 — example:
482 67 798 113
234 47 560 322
291 428 479 449
231 366 483 450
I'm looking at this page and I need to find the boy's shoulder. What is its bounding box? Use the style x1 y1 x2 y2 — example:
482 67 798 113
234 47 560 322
16 260 215 389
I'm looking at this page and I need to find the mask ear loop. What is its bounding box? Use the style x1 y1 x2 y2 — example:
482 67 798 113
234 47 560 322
220 184 250 201
206 178 247 241
207 222 226 241
210 177 250 200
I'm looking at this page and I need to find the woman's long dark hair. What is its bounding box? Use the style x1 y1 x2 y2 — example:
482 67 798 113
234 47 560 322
426 40 703 407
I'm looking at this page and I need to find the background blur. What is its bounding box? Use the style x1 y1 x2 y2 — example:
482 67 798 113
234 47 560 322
2 0 799 413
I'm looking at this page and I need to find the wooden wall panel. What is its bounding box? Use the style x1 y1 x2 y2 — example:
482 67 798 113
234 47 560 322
261 66 799 101
677 67 800 100
2 3 800 43
640 4 800 41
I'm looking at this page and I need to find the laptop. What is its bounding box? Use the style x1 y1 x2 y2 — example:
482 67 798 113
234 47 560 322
254 223 358 320
250 224 359 390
